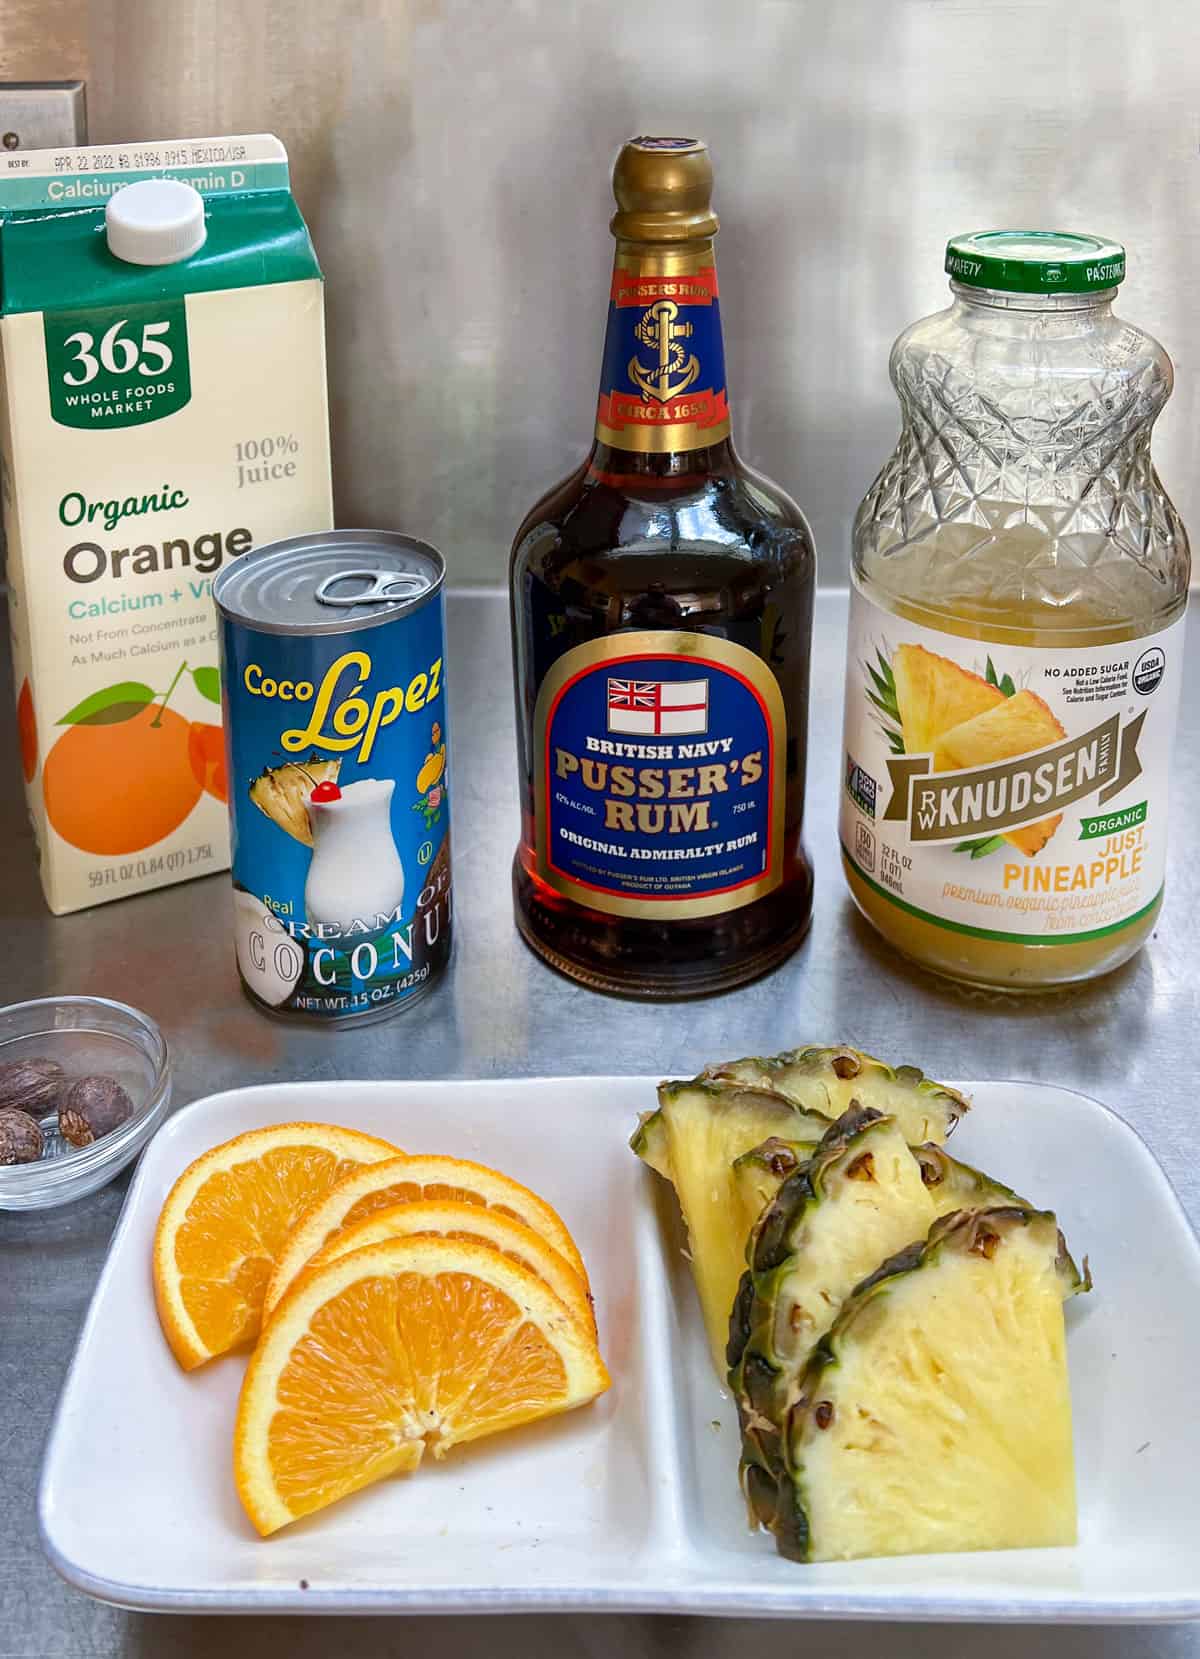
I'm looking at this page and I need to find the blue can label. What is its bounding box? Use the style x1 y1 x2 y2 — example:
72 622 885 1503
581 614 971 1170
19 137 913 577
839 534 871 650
220 597 451 1018
533 630 785 920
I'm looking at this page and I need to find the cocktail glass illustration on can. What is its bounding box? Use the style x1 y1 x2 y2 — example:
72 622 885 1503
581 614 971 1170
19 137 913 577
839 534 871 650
213 532 452 1024
304 777 405 936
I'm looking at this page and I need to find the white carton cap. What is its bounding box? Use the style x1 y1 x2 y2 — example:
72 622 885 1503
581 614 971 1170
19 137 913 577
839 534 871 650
105 179 207 266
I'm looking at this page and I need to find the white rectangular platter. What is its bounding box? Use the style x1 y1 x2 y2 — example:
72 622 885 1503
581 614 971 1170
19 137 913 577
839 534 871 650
38 1076 1200 1620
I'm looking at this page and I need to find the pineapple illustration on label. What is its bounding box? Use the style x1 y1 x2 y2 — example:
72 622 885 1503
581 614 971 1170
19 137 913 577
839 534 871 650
841 589 1184 949
249 759 342 845
883 645 1066 857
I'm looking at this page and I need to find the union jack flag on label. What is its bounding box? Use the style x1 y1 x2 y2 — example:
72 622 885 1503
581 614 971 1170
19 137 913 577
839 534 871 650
607 676 709 736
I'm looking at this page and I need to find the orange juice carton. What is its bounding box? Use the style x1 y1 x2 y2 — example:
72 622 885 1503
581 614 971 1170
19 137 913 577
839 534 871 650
0 135 332 913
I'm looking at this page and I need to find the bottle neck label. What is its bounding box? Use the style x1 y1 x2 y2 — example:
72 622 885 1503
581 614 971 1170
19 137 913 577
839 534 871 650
594 246 730 454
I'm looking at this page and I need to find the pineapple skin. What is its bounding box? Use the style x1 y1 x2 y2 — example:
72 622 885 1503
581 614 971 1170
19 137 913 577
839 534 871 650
732 1135 1036 1277
705 1046 970 1146
911 1142 1029 1220
631 1081 830 1191
730 1136 818 1253
629 1110 672 1180
741 1206 1087 1563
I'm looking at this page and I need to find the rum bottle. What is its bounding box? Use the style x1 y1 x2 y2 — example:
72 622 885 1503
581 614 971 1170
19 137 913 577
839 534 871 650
509 137 815 997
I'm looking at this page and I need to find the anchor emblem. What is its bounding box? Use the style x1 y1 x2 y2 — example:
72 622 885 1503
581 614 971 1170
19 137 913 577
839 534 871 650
628 299 701 402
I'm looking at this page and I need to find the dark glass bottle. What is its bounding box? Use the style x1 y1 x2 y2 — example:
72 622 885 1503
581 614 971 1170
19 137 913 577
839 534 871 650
509 137 815 998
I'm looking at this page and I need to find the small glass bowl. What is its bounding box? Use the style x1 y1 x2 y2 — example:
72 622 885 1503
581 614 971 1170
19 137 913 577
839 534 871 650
0 996 171 1211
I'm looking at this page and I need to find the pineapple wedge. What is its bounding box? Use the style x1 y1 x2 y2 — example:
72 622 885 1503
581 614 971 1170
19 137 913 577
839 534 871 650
634 1049 970 1373
911 1142 1029 1218
740 1206 1086 1562
730 1136 818 1255
249 759 342 846
932 688 1067 857
728 1109 1047 1384
933 687 1066 771
629 1110 672 1180
728 1108 936 1383
705 1046 969 1146
891 643 1003 755
1004 817 1062 858
634 1080 831 1370
731 1131 1025 1256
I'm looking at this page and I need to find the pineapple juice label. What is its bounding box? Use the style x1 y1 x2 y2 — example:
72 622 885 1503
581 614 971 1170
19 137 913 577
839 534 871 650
0 136 332 914
214 534 452 1024
840 585 1185 947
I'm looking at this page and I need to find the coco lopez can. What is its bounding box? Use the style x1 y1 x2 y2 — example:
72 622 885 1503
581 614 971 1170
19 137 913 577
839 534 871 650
213 531 451 1022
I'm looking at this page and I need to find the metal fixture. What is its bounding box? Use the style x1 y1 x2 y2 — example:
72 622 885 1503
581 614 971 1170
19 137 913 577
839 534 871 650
0 81 87 151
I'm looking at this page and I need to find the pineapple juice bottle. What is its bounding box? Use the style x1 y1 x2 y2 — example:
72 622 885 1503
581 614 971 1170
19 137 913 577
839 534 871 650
839 233 1190 989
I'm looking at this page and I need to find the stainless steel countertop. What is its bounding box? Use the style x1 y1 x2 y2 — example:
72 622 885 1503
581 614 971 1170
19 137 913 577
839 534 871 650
3 588 1198 1658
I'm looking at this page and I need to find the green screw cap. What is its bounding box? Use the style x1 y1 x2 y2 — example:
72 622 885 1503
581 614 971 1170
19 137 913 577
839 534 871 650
944 230 1126 295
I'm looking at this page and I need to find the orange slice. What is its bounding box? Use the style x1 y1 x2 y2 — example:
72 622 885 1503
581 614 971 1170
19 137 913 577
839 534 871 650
234 1236 611 1535
154 1122 399 1370
300 1199 595 1333
262 1154 588 1319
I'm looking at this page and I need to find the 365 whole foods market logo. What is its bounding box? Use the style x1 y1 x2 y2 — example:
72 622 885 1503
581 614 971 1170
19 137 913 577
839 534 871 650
44 299 191 429
866 643 1144 859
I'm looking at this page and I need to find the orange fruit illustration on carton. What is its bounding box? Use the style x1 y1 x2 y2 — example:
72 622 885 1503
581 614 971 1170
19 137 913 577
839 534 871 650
16 678 37 782
188 722 227 803
43 661 223 856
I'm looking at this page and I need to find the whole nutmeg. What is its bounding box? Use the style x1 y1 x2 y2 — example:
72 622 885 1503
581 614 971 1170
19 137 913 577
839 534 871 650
0 1056 65 1118
59 1075 135 1148
0 1107 44 1164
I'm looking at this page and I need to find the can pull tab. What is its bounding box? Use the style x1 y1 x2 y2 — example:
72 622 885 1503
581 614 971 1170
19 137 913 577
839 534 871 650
314 569 427 608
